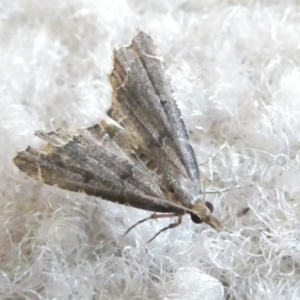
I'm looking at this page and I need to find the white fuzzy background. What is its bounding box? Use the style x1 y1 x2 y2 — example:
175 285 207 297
1 0 300 299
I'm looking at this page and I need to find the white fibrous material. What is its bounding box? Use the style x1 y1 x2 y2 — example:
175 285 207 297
1 0 300 299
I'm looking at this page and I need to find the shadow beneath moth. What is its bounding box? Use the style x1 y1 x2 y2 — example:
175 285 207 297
14 31 222 242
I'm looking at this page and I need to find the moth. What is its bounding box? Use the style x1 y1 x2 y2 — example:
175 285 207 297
14 31 222 242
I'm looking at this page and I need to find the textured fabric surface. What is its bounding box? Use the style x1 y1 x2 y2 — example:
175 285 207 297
1 1 300 299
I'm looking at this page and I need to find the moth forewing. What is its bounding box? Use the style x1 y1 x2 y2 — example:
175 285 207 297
108 32 221 227
13 31 222 242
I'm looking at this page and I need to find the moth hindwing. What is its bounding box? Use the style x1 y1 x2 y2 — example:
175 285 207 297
14 31 222 241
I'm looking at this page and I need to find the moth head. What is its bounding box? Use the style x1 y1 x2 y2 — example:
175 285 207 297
190 201 223 231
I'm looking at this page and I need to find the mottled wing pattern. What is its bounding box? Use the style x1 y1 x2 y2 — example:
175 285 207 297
107 32 202 205
13 31 222 232
14 124 184 214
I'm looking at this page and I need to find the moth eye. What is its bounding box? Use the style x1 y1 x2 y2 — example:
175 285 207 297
205 201 214 213
166 184 174 193
190 214 202 224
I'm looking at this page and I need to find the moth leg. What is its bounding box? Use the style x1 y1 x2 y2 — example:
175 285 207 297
123 212 179 237
147 216 182 244
198 143 228 181
199 143 228 166
204 183 254 194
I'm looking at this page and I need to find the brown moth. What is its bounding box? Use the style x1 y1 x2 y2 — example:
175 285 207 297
14 32 222 242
